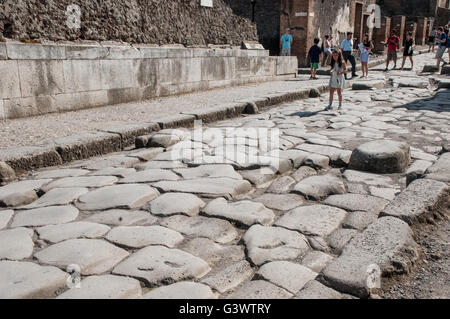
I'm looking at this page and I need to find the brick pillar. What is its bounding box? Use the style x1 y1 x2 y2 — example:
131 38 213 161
354 2 364 47
416 17 428 45
405 21 418 45
391 16 406 48
374 17 391 53
426 17 435 40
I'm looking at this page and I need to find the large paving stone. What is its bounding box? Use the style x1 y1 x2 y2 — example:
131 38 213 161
0 228 34 260
323 194 389 214
0 261 68 299
201 261 254 293
267 176 296 194
425 152 450 183
257 261 317 294
0 179 51 207
35 239 129 275
296 144 351 166
57 275 142 299
291 166 317 182
293 175 346 200
327 229 359 254
42 176 118 192
239 169 277 188
143 282 216 299
174 164 242 180
106 226 184 249
146 193 205 217
84 209 158 226
112 246 211 286
37 222 111 243
253 193 304 211
153 178 252 200
276 205 347 237
0 210 14 229
80 155 140 170
22 187 88 209
301 251 334 273
120 169 180 184
227 280 293 299
243 225 310 266
349 140 411 173
12 205 79 227
320 217 419 298
88 167 136 178
76 184 159 211
160 215 238 244
381 179 449 225
295 280 343 299
202 198 275 227
136 160 187 170
343 170 393 187
34 169 89 179
342 211 378 231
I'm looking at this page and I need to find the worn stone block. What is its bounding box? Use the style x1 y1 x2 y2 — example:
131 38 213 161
99 59 136 90
18 60 65 97
0 146 62 172
63 60 103 92
0 61 21 99
6 43 66 60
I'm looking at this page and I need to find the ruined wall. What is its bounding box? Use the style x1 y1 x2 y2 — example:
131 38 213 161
0 0 258 46
377 0 435 17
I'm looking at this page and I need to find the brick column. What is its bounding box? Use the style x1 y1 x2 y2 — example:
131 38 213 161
416 17 428 46
391 16 406 48
374 16 391 53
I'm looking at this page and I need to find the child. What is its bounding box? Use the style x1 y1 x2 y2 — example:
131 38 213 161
401 32 414 70
308 38 322 79
359 34 371 77
326 50 347 111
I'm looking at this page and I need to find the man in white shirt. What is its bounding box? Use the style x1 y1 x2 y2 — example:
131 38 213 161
341 32 358 79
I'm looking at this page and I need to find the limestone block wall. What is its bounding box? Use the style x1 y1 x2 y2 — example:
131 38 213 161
0 42 298 120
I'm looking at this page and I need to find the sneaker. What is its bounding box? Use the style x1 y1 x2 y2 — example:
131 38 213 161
325 105 333 111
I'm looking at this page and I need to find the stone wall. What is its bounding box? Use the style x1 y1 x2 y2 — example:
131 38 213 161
0 0 258 46
0 42 298 120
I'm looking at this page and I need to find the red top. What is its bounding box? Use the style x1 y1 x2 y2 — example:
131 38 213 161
387 35 399 51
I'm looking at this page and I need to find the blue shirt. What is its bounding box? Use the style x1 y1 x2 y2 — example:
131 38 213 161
341 39 353 52
439 33 447 48
281 34 293 49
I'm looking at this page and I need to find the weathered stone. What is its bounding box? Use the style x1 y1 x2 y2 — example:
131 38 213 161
202 198 275 226
76 184 159 211
293 175 346 200
174 164 242 180
89 167 136 178
276 205 347 237
128 148 164 161
239 169 276 187
0 179 51 207
146 193 205 217
352 80 385 90
227 280 293 299
0 146 62 173
381 179 449 225
22 187 88 209
42 176 118 192
84 210 157 226
0 161 16 184
291 166 317 182
12 205 79 228
295 280 343 299
37 222 111 243
80 155 140 170
343 170 393 187
296 144 351 166
369 187 399 201
327 229 359 254
136 160 187 170
57 275 142 299
308 236 331 253
120 169 180 184
34 169 89 179
160 215 238 244
112 246 210 286
257 261 317 294
243 225 309 266
148 133 181 148
201 261 254 293
106 226 184 249
267 176 296 194
253 193 304 211
0 210 14 230
425 152 450 183
0 228 34 260
301 251 334 273
422 65 438 73
406 160 433 185
35 239 129 275
303 153 330 170
0 261 67 299
143 282 216 299
342 211 378 231
323 194 389 214
349 140 411 173
153 178 252 200
320 217 419 298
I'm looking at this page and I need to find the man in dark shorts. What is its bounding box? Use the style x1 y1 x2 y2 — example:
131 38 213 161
385 30 400 71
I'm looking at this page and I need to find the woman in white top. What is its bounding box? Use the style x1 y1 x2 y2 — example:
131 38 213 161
326 50 347 111
322 35 333 66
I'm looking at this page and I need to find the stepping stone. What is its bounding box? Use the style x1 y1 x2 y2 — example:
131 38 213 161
201 261 254 293
34 169 89 179
42 176 118 192
112 246 210 286
343 170 393 187
327 229 359 254
0 179 52 207
0 210 14 230
119 169 180 183
253 194 304 211
57 275 142 299
146 193 205 217
275 205 347 237
342 211 378 231
89 168 136 178
143 282 216 299
349 140 411 173
0 228 34 260
323 194 389 214
425 152 450 183
293 175 346 200
227 280 293 299
0 261 67 299
136 161 187 170
295 280 343 299
12 206 79 228
37 222 111 243
202 198 275 227
22 188 88 209
381 179 449 225
320 217 419 298
181 238 245 267
301 251 334 273
106 226 183 249
257 261 317 294
76 184 159 211
84 210 157 226
153 178 252 200
243 225 309 266
267 176 296 194
174 164 242 180
160 215 238 244
291 166 317 182
296 144 351 166
35 239 129 275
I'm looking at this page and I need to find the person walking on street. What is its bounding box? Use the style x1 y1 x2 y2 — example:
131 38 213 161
384 30 400 71
359 34 373 77
280 28 293 56
322 35 332 66
428 27 437 52
341 32 357 79
308 38 322 79
401 32 414 70
435 27 448 70
326 50 347 111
